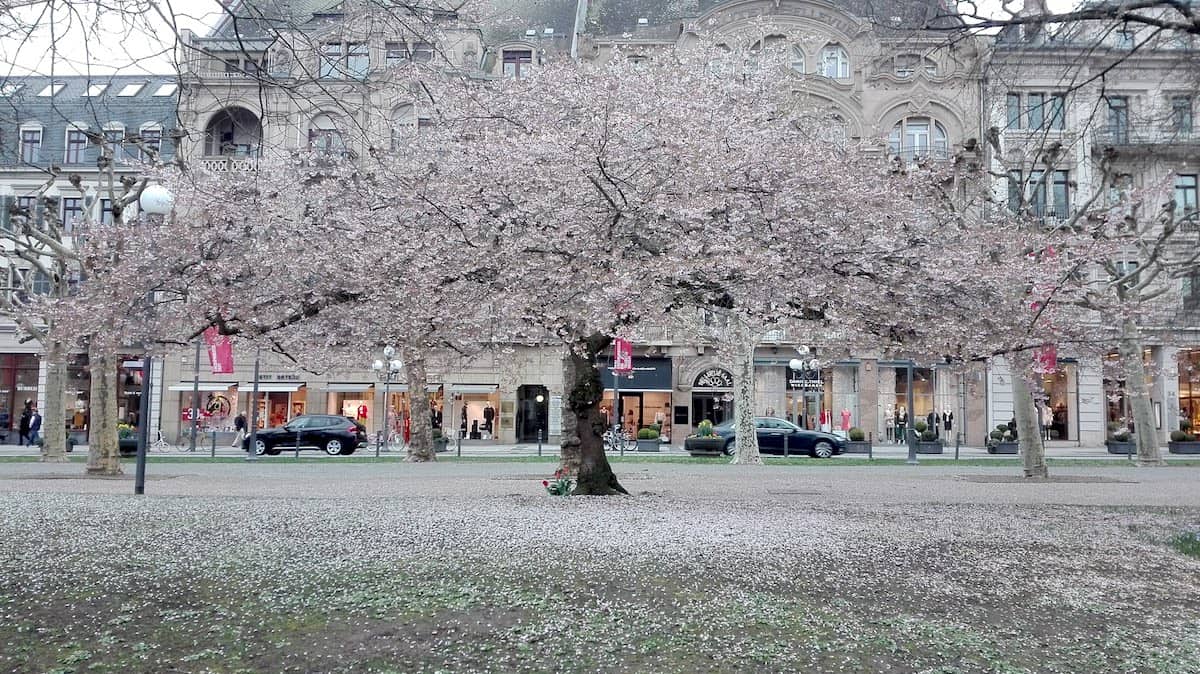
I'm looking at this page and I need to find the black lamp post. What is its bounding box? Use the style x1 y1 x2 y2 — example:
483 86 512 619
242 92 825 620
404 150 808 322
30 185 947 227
133 184 173 495
371 346 403 457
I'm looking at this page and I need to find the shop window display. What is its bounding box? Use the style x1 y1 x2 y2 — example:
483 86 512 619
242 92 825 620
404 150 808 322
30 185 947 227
1180 350 1200 430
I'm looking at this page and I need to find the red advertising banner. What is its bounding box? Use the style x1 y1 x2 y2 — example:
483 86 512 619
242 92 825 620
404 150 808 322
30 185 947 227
1033 344 1057 374
203 327 235 374
613 338 633 374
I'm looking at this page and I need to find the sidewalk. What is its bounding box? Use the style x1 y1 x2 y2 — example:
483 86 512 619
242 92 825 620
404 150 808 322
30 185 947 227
0 440 1188 460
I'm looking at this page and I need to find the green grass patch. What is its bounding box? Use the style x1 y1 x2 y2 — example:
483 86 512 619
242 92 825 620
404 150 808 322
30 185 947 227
1169 532 1200 558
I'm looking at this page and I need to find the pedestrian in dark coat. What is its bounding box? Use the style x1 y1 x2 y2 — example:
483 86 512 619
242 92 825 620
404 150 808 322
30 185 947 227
18 402 32 446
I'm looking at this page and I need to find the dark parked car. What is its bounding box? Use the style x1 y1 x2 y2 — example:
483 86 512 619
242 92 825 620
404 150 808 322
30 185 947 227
243 415 367 456
690 417 846 458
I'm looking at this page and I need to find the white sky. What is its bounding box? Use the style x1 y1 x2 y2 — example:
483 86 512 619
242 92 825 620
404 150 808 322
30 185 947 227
0 0 1083 78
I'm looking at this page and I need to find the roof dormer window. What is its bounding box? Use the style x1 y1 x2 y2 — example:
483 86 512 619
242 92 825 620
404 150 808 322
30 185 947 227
36 83 66 97
117 83 145 96
84 83 108 96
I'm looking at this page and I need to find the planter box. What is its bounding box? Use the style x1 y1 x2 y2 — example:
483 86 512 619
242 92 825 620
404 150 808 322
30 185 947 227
988 442 1019 455
917 441 944 454
685 437 724 455
433 438 449 453
844 440 871 454
1106 440 1136 455
1168 441 1200 454
636 439 661 452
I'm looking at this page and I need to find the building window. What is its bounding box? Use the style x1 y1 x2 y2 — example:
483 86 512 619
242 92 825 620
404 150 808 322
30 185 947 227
1105 96 1129 142
1183 273 1200 309
65 129 88 164
84 83 108 97
1049 93 1066 130
888 117 949 162
99 199 114 225
116 82 145 96
820 44 849 79
1107 173 1133 205
319 43 366 78
1027 92 1045 129
410 42 434 63
61 197 82 232
1028 170 1048 217
140 126 162 160
1171 95 1193 133
385 42 409 67
308 114 346 154
1051 170 1070 219
1117 29 1135 49
790 45 805 72
893 54 936 78
1006 93 1022 129
36 83 65 97
20 127 41 163
502 49 533 78
103 126 125 160
16 196 36 226
1177 174 1198 229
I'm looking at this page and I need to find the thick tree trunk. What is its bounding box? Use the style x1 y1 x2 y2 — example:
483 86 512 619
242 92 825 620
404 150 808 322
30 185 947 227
561 335 627 496
730 328 762 465
404 351 436 462
1118 318 1163 466
1012 354 1048 478
40 339 69 463
85 344 122 476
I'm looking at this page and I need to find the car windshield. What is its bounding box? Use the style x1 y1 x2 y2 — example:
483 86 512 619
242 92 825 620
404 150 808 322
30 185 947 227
713 421 735 431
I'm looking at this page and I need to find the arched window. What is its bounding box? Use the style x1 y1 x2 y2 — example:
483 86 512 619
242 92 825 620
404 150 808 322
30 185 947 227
308 113 345 154
823 114 848 146
138 123 163 162
790 45 806 72
820 44 850 79
748 35 787 71
893 54 938 78
708 43 733 77
888 117 949 162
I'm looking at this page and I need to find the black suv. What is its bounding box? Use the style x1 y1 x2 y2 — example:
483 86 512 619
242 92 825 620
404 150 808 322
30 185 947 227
243 415 367 456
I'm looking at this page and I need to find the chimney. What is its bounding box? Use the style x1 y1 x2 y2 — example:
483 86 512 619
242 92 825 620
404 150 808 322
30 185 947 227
1018 0 1048 42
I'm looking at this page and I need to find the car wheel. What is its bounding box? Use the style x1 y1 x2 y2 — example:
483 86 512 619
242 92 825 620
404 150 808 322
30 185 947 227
324 439 343 456
339 447 355 456
253 440 268 456
266 447 282 456
723 438 736 456
812 441 834 459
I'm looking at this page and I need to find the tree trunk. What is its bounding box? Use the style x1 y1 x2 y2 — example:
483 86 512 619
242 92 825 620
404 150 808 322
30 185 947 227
404 351 436 462
1012 353 1048 478
85 344 122 476
730 328 762 465
40 339 69 463
561 335 628 496
1118 318 1163 466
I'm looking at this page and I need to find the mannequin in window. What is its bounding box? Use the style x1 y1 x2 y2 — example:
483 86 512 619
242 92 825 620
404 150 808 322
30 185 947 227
943 409 953 433
460 406 468 437
483 404 495 432
926 410 938 439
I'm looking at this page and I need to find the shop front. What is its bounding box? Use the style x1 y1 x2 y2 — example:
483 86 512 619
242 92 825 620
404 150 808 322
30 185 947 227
242 381 306 430
689 366 733 428
448 384 499 442
169 382 238 439
1040 362 1078 441
882 364 960 442
599 357 673 439
1179 348 1200 431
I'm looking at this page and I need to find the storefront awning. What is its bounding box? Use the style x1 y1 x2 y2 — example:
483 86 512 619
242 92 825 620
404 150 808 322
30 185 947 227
602 357 672 392
167 382 237 392
323 383 374 392
245 382 304 392
449 384 498 394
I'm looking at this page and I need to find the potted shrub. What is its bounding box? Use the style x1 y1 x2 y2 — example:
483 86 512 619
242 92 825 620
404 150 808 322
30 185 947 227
432 429 449 453
987 424 1019 454
636 427 661 452
1168 420 1200 454
845 426 871 454
685 420 724 456
1106 423 1136 455
917 425 944 454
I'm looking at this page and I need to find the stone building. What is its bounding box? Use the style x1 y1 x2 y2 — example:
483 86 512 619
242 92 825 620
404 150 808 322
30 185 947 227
159 0 992 449
985 6 1200 445
0 75 178 443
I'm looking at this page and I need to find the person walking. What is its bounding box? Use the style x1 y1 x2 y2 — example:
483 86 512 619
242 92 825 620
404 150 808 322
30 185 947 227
231 412 247 448
17 400 32 446
28 405 42 446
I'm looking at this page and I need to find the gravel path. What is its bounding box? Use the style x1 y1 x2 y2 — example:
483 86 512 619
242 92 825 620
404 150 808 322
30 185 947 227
3 462 1200 673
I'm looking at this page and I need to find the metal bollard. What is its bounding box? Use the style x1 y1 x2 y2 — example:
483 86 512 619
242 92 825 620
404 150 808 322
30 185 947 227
537 428 542 456
295 430 301 459
783 433 789 458
210 430 216 458
375 431 380 459
456 433 462 457
955 433 960 460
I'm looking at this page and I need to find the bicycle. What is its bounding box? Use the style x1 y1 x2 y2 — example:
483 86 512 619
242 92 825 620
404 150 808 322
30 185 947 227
602 428 635 452
149 429 177 453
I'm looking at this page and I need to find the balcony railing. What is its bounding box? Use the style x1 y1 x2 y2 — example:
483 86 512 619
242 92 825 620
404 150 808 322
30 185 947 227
198 156 258 172
889 143 951 164
1093 126 1200 146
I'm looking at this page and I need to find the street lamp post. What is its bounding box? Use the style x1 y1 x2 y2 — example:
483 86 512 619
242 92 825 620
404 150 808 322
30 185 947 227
535 393 545 456
371 346 403 458
906 360 919 465
133 184 173 495
788 355 821 430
